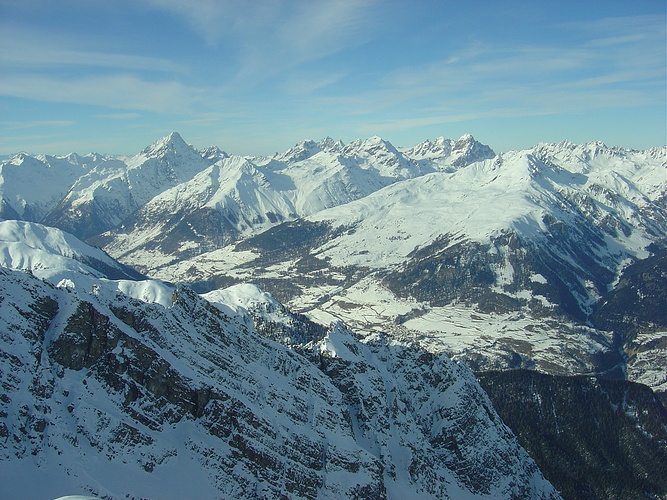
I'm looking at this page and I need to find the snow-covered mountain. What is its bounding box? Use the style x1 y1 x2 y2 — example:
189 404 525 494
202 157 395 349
1 134 201 238
41 132 218 238
0 152 106 222
140 138 665 394
401 133 496 171
0 220 143 282
302 142 664 310
0 238 559 499
1 131 666 499
1 134 664 392
90 134 493 271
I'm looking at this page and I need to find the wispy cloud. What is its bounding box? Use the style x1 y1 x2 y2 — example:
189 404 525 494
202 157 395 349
322 12 666 135
0 131 94 155
275 0 377 62
0 27 186 73
0 74 193 113
282 71 347 95
1 3 663 154
144 0 378 81
355 108 549 136
560 13 666 37
141 0 243 46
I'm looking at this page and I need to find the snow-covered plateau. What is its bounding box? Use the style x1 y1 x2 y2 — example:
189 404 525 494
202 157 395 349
1 132 665 499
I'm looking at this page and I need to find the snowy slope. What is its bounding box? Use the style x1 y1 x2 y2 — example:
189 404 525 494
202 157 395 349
203 282 290 320
0 220 142 281
3 134 665 391
157 141 665 310
0 264 560 499
95 155 300 266
293 143 665 321
42 132 216 238
1 132 665 498
0 219 174 308
0 152 106 221
96 134 493 272
308 144 665 268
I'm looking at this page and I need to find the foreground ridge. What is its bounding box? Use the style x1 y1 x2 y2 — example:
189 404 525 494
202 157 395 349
0 262 559 498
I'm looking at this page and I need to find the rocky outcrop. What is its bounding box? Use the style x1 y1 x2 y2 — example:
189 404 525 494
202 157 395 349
0 269 560 499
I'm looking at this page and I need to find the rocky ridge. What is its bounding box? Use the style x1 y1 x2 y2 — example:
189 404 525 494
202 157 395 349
0 260 559 499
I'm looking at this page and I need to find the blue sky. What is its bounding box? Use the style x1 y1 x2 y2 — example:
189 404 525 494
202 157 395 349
0 0 665 156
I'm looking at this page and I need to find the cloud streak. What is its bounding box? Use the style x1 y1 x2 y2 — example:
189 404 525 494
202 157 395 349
1 120 75 130
326 12 666 134
0 27 186 73
141 0 243 46
144 0 379 82
0 74 193 114
0 3 663 155
95 113 142 120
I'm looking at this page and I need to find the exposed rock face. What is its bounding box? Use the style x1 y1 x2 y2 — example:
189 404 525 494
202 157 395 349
477 370 667 500
0 268 560 499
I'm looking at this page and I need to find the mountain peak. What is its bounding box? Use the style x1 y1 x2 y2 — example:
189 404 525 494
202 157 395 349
166 131 185 142
275 139 322 162
453 133 477 149
364 135 393 147
199 145 229 162
451 134 495 165
140 131 192 158
403 137 454 160
343 136 399 157
10 152 33 165
317 136 344 152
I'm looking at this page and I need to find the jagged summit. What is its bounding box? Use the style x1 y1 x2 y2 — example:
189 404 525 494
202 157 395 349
274 139 322 163
199 145 229 162
451 133 495 165
317 136 344 152
271 137 344 163
401 134 495 170
139 131 193 159
457 132 476 142
403 137 454 159
343 135 399 155
9 152 40 166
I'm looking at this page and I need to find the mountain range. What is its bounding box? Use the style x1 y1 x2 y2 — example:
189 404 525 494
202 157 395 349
0 132 665 499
